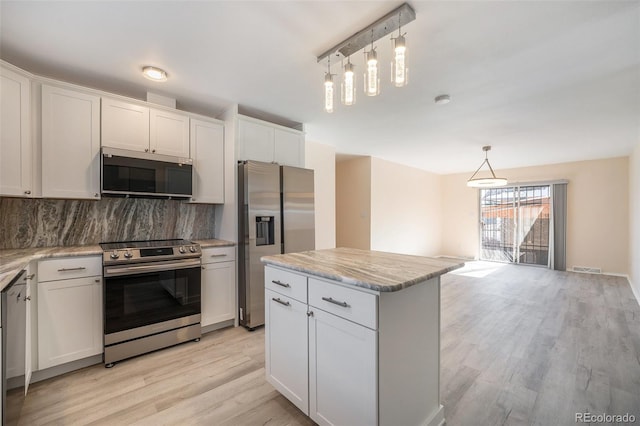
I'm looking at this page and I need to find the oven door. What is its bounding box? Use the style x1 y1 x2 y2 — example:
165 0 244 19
103 259 201 338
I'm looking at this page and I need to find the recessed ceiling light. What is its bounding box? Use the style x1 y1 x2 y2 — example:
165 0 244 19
142 66 167 82
434 94 451 105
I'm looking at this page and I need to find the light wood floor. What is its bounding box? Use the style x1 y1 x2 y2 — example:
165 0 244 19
18 263 640 426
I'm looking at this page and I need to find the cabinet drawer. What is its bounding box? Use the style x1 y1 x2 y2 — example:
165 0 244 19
265 266 307 303
202 246 236 264
309 278 377 330
38 256 102 282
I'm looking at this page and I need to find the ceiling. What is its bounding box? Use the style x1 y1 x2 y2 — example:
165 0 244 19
1 1 638 174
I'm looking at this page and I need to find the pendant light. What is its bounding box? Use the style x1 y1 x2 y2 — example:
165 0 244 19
364 30 380 97
391 12 408 87
324 56 334 113
341 57 356 106
467 146 508 187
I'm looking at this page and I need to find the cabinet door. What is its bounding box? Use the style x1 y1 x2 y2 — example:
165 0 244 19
42 85 100 199
150 108 190 157
237 118 275 163
25 263 35 393
201 261 235 326
274 128 304 167
37 276 103 370
101 97 150 152
265 289 309 414
190 118 224 203
309 308 377 426
0 66 32 197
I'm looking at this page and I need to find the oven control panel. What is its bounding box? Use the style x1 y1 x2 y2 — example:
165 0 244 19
101 241 201 265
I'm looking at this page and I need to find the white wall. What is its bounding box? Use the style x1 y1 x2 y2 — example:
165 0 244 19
370 157 442 256
630 141 640 302
305 140 336 249
441 157 630 275
214 105 238 242
336 157 371 249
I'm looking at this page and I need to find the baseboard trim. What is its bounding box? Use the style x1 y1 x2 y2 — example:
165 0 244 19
626 276 640 307
31 354 103 384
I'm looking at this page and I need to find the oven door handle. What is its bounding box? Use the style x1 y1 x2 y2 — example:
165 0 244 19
103 259 202 277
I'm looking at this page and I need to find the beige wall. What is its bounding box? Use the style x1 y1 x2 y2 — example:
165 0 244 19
370 158 442 256
441 157 629 275
305 141 336 250
630 141 640 301
336 157 371 249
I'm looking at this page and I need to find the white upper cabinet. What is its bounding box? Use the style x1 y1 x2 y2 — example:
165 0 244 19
238 117 275 163
102 97 190 158
41 85 100 199
150 108 190 157
237 116 305 167
274 128 304 167
101 97 149 153
190 118 224 204
0 65 32 197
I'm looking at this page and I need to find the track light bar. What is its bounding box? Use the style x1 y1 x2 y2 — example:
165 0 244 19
316 3 416 63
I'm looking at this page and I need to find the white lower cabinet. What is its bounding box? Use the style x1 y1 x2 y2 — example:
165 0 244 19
37 257 102 370
309 308 377 426
265 289 309 413
201 246 236 327
265 266 377 426
265 265 444 426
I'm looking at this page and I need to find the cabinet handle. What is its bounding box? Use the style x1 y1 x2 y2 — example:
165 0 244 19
145 148 149 152
57 267 86 272
26 274 36 280
272 297 290 307
307 311 314 317
24 296 31 301
210 254 227 258
94 193 99 198
271 280 290 288
152 149 156 153
24 190 31 195
322 297 349 308
95 279 101 283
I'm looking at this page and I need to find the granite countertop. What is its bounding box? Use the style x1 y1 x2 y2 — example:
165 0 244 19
0 238 235 292
192 239 235 248
261 247 465 292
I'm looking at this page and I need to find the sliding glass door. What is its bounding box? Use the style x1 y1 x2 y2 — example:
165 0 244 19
480 185 550 266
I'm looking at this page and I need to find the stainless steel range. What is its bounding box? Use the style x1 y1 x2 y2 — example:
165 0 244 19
100 239 202 367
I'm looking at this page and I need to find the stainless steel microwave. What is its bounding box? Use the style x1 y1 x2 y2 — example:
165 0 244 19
101 147 193 199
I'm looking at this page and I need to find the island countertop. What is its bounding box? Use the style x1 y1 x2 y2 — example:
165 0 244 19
261 247 465 292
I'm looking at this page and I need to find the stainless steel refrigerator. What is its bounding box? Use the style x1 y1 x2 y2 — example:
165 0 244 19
237 161 315 329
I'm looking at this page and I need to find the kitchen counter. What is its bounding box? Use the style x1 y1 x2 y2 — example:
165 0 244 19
261 247 464 292
0 245 102 291
192 239 235 248
262 247 463 425
0 238 235 291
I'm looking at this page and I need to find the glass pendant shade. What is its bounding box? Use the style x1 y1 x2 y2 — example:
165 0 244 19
364 49 380 96
324 73 334 113
341 61 356 106
467 146 507 187
391 35 408 87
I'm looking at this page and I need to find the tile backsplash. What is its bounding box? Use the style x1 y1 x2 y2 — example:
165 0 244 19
0 197 216 249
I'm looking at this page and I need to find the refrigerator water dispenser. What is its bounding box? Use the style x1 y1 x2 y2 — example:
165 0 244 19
256 216 275 246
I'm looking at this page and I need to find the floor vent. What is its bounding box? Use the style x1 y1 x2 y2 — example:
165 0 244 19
572 266 602 274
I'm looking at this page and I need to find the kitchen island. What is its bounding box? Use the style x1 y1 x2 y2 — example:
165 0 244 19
261 248 464 426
